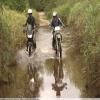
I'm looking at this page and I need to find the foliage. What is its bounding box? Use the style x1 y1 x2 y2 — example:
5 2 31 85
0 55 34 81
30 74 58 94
68 1 100 96
0 0 28 12
0 6 39 78
0 8 26 84
0 6 39 96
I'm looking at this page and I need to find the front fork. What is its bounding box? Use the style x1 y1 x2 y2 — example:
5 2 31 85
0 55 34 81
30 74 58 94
52 33 55 48
56 40 62 58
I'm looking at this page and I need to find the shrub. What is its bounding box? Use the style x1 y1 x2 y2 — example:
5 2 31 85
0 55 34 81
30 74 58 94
0 8 39 88
68 1 100 96
0 0 28 12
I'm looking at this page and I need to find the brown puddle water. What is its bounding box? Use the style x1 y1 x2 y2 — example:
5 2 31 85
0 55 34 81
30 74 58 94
16 27 80 98
0 27 81 99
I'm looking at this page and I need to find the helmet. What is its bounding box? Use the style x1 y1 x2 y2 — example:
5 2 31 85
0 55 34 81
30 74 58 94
28 9 32 14
30 78 34 83
53 11 57 16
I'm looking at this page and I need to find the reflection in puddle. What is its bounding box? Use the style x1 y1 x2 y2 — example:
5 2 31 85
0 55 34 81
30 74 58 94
52 58 67 97
25 63 43 98
42 57 80 98
0 27 81 98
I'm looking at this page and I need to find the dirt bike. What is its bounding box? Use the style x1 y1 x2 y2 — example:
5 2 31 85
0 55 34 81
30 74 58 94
53 26 62 58
27 34 33 57
23 25 37 57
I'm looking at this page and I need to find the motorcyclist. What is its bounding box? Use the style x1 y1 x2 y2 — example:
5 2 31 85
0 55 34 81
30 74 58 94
51 11 63 29
24 9 36 51
51 11 63 48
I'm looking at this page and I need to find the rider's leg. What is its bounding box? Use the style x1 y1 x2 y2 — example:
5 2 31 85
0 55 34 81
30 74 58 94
33 37 36 49
52 35 55 47
26 39 29 51
32 37 36 49
31 37 34 49
52 31 54 47
52 31 56 49
32 32 36 49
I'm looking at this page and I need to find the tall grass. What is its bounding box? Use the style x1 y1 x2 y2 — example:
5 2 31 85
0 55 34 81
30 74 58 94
67 1 100 97
2 8 27 49
0 8 39 50
0 7 39 90
0 8 26 85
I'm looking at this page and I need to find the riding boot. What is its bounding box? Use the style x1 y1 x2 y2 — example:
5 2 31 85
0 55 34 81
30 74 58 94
52 36 56 49
26 41 28 51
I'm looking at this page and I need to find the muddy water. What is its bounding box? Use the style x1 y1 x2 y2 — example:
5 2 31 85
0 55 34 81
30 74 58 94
15 27 81 99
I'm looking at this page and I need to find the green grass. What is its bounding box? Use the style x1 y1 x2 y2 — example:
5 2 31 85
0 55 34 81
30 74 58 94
0 8 26 86
0 8 39 50
2 8 27 49
0 7 39 92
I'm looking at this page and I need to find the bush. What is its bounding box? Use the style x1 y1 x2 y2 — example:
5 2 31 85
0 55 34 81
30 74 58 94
68 0 100 63
0 6 39 97
0 7 38 88
53 4 70 24
1 8 39 50
0 0 28 12
0 8 26 84
67 1 100 96
2 8 26 49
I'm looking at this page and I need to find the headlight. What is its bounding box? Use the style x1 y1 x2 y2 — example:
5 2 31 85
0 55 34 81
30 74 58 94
55 26 61 31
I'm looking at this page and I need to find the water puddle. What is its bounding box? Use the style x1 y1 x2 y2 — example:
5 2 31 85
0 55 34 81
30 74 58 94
16 27 81 98
0 19 81 98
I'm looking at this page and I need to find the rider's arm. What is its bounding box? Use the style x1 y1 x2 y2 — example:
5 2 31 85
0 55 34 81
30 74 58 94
25 22 27 26
24 17 29 26
58 18 64 27
51 19 54 28
32 16 37 29
61 34 62 41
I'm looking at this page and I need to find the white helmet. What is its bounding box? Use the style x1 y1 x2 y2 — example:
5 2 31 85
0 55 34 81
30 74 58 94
28 9 32 14
53 11 57 16
30 78 34 83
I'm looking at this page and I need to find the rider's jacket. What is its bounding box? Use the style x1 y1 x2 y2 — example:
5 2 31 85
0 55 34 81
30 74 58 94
51 17 62 28
25 15 36 35
26 15 36 29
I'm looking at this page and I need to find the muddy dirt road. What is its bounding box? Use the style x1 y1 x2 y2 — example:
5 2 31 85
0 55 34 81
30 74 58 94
16 12 80 99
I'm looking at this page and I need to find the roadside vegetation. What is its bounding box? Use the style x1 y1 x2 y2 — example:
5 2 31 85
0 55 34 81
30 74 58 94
0 1 39 96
